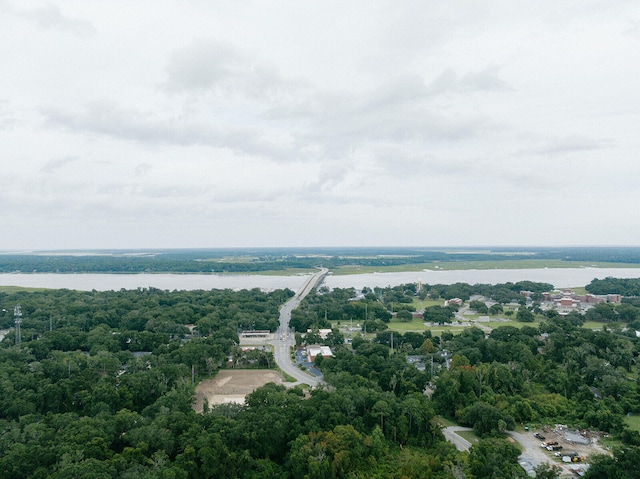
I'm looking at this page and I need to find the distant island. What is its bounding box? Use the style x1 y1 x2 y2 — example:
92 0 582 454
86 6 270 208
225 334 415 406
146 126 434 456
2 246 640 274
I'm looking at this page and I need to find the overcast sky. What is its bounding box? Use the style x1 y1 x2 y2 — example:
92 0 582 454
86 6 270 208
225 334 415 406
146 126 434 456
1 1 639 250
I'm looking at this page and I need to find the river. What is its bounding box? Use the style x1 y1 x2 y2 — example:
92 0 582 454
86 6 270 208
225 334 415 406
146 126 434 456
0 267 639 292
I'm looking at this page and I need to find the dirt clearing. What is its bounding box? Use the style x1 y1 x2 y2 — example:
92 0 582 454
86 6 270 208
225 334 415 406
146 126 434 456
512 425 610 477
193 369 284 412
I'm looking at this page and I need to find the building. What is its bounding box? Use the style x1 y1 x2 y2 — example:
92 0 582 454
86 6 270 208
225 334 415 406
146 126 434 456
306 344 333 362
540 290 622 315
306 328 333 339
444 298 463 307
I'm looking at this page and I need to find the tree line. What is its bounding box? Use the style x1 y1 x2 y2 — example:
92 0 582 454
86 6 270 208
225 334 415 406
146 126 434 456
3 246 640 273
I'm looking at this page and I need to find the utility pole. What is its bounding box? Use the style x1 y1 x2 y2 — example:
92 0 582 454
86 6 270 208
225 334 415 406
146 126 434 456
14 305 22 345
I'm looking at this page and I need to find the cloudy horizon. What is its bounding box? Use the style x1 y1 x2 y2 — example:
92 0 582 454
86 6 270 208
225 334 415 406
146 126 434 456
2 1 639 250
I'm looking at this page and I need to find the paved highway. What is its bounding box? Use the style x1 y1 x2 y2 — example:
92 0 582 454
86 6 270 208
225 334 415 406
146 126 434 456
271 268 328 387
442 426 473 451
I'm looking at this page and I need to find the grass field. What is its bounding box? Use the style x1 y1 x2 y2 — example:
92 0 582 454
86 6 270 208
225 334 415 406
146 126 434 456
624 414 640 432
435 417 457 428
242 268 317 276
331 264 429 275
581 320 624 330
481 319 541 329
331 260 640 275
569 286 589 295
387 318 429 331
386 320 467 336
411 299 444 309
424 260 640 271
0 286 47 292
457 430 481 445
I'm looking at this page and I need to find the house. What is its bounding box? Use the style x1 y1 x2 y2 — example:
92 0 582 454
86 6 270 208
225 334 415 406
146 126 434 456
444 298 463 307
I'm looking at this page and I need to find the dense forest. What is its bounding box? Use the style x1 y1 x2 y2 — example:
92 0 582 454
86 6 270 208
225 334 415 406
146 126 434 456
1 279 640 478
3 246 640 273
587 277 640 296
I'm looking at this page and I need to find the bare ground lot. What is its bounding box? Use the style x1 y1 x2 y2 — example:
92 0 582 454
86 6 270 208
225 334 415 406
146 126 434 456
512 426 610 477
193 369 284 413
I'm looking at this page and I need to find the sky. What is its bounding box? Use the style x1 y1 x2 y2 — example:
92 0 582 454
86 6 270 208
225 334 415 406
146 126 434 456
1 1 639 250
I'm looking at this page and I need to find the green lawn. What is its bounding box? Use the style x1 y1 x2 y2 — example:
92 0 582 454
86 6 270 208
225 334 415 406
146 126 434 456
581 320 625 330
481 319 544 329
423 327 467 337
387 315 546 334
569 286 588 295
387 317 467 334
457 430 481 445
387 318 428 331
624 414 640 432
412 298 444 309
381 317 470 336
435 417 457 428
277 369 298 383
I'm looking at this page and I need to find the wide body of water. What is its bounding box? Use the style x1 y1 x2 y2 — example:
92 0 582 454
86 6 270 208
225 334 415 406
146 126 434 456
1 267 640 292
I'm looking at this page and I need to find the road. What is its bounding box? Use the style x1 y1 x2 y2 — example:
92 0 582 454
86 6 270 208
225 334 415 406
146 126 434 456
442 426 473 451
270 268 328 387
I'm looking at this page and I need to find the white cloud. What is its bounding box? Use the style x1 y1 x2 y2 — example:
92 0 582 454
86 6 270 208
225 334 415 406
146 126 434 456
0 0 639 249
41 101 294 161
40 156 78 174
164 39 290 98
13 2 95 35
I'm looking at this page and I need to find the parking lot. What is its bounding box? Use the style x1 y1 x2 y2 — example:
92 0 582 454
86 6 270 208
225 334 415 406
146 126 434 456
294 348 322 376
511 426 609 477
